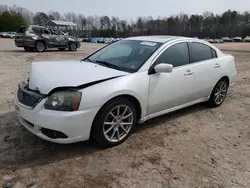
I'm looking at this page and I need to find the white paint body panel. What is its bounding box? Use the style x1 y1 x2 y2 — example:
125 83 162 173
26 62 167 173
29 60 129 94
16 36 237 143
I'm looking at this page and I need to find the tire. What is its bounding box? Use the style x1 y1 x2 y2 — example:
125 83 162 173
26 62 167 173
91 97 137 147
24 47 34 52
69 42 77 51
206 78 229 107
35 41 45 52
58 48 65 51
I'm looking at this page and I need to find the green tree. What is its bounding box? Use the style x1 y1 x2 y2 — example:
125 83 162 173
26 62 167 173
0 11 27 32
33 12 49 26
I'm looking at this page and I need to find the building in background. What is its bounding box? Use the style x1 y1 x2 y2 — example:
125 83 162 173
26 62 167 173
46 20 77 36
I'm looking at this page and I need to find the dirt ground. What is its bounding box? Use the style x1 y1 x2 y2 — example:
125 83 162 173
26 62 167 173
0 39 249 188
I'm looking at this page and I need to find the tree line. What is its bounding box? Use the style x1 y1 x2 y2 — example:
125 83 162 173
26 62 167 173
1 4 250 38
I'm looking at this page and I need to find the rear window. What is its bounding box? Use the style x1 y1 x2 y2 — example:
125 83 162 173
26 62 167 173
31 27 42 34
212 48 217 58
190 42 213 63
42 29 51 34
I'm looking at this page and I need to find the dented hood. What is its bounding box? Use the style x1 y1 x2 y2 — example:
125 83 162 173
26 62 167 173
28 60 128 94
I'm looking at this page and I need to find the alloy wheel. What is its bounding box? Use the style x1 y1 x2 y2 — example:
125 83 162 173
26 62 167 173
103 105 134 143
214 80 227 105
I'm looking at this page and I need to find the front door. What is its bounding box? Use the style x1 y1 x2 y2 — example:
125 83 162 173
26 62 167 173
148 42 194 115
54 30 68 47
42 28 55 47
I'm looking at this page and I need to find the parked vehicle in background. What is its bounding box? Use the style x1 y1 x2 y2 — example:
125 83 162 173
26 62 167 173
243 36 250 42
214 39 224 43
0 32 15 38
97 38 105 43
218 39 224 43
82 38 92 42
15 25 81 52
222 37 234 42
9 32 16 38
233 37 242 42
1 32 8 38
208 39 215 43
15 36 237 147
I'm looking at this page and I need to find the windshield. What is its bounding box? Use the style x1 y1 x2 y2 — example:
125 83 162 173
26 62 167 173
86 40 163 73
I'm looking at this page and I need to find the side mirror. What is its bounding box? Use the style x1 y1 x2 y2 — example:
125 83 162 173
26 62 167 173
154 63 173 73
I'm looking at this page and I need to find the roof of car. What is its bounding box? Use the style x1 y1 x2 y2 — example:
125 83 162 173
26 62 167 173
125 35 193 43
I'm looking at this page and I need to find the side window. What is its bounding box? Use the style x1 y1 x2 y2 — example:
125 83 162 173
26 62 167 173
43 29 51 35
31 27 42 34
211 48 217 58
191 42 213 62
155 43 190 67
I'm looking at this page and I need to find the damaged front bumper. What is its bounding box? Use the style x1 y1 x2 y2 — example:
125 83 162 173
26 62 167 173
15 82 100 144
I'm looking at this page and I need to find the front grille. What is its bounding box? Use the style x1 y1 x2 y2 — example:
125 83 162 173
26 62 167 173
17 82 45 108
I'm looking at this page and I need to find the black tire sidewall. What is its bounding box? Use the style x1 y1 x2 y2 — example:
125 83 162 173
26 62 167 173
69 42 77 51
36 41 45 52
92 97 137 147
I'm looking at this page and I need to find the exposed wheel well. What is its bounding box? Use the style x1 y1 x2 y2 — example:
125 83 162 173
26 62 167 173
221 76 229 85
69 41 76 45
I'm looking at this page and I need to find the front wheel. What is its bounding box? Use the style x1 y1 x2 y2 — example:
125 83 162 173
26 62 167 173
206 78 229 107
91 97 137 147
69 42 77 51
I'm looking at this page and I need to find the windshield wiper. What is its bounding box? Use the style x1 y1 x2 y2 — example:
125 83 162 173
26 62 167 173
95 60 121 70
82 58 95 63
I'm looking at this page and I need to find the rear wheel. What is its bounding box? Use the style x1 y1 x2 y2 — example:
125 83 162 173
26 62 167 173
35 41 45 52
91 97 137 147
69 42 77 51
206 78 229 107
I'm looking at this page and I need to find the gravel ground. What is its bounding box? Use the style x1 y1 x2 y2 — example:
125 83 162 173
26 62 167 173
0 39 249 188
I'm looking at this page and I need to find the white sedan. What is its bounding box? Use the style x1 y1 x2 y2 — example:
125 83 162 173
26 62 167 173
15 36 237 147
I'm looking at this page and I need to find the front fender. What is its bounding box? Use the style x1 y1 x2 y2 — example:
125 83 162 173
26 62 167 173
78 72 149 118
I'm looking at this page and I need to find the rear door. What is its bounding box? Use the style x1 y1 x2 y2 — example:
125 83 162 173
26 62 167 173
189 42 222 101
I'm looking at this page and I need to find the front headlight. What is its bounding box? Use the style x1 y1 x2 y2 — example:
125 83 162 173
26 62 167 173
44 91 82 111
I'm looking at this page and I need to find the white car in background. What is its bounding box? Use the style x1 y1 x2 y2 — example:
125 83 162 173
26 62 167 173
15 36 237 147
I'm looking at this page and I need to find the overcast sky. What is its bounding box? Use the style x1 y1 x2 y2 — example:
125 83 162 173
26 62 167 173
1 0 250 19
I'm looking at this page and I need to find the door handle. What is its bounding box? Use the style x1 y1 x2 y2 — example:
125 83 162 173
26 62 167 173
214 63 221 68
184 70 193 76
